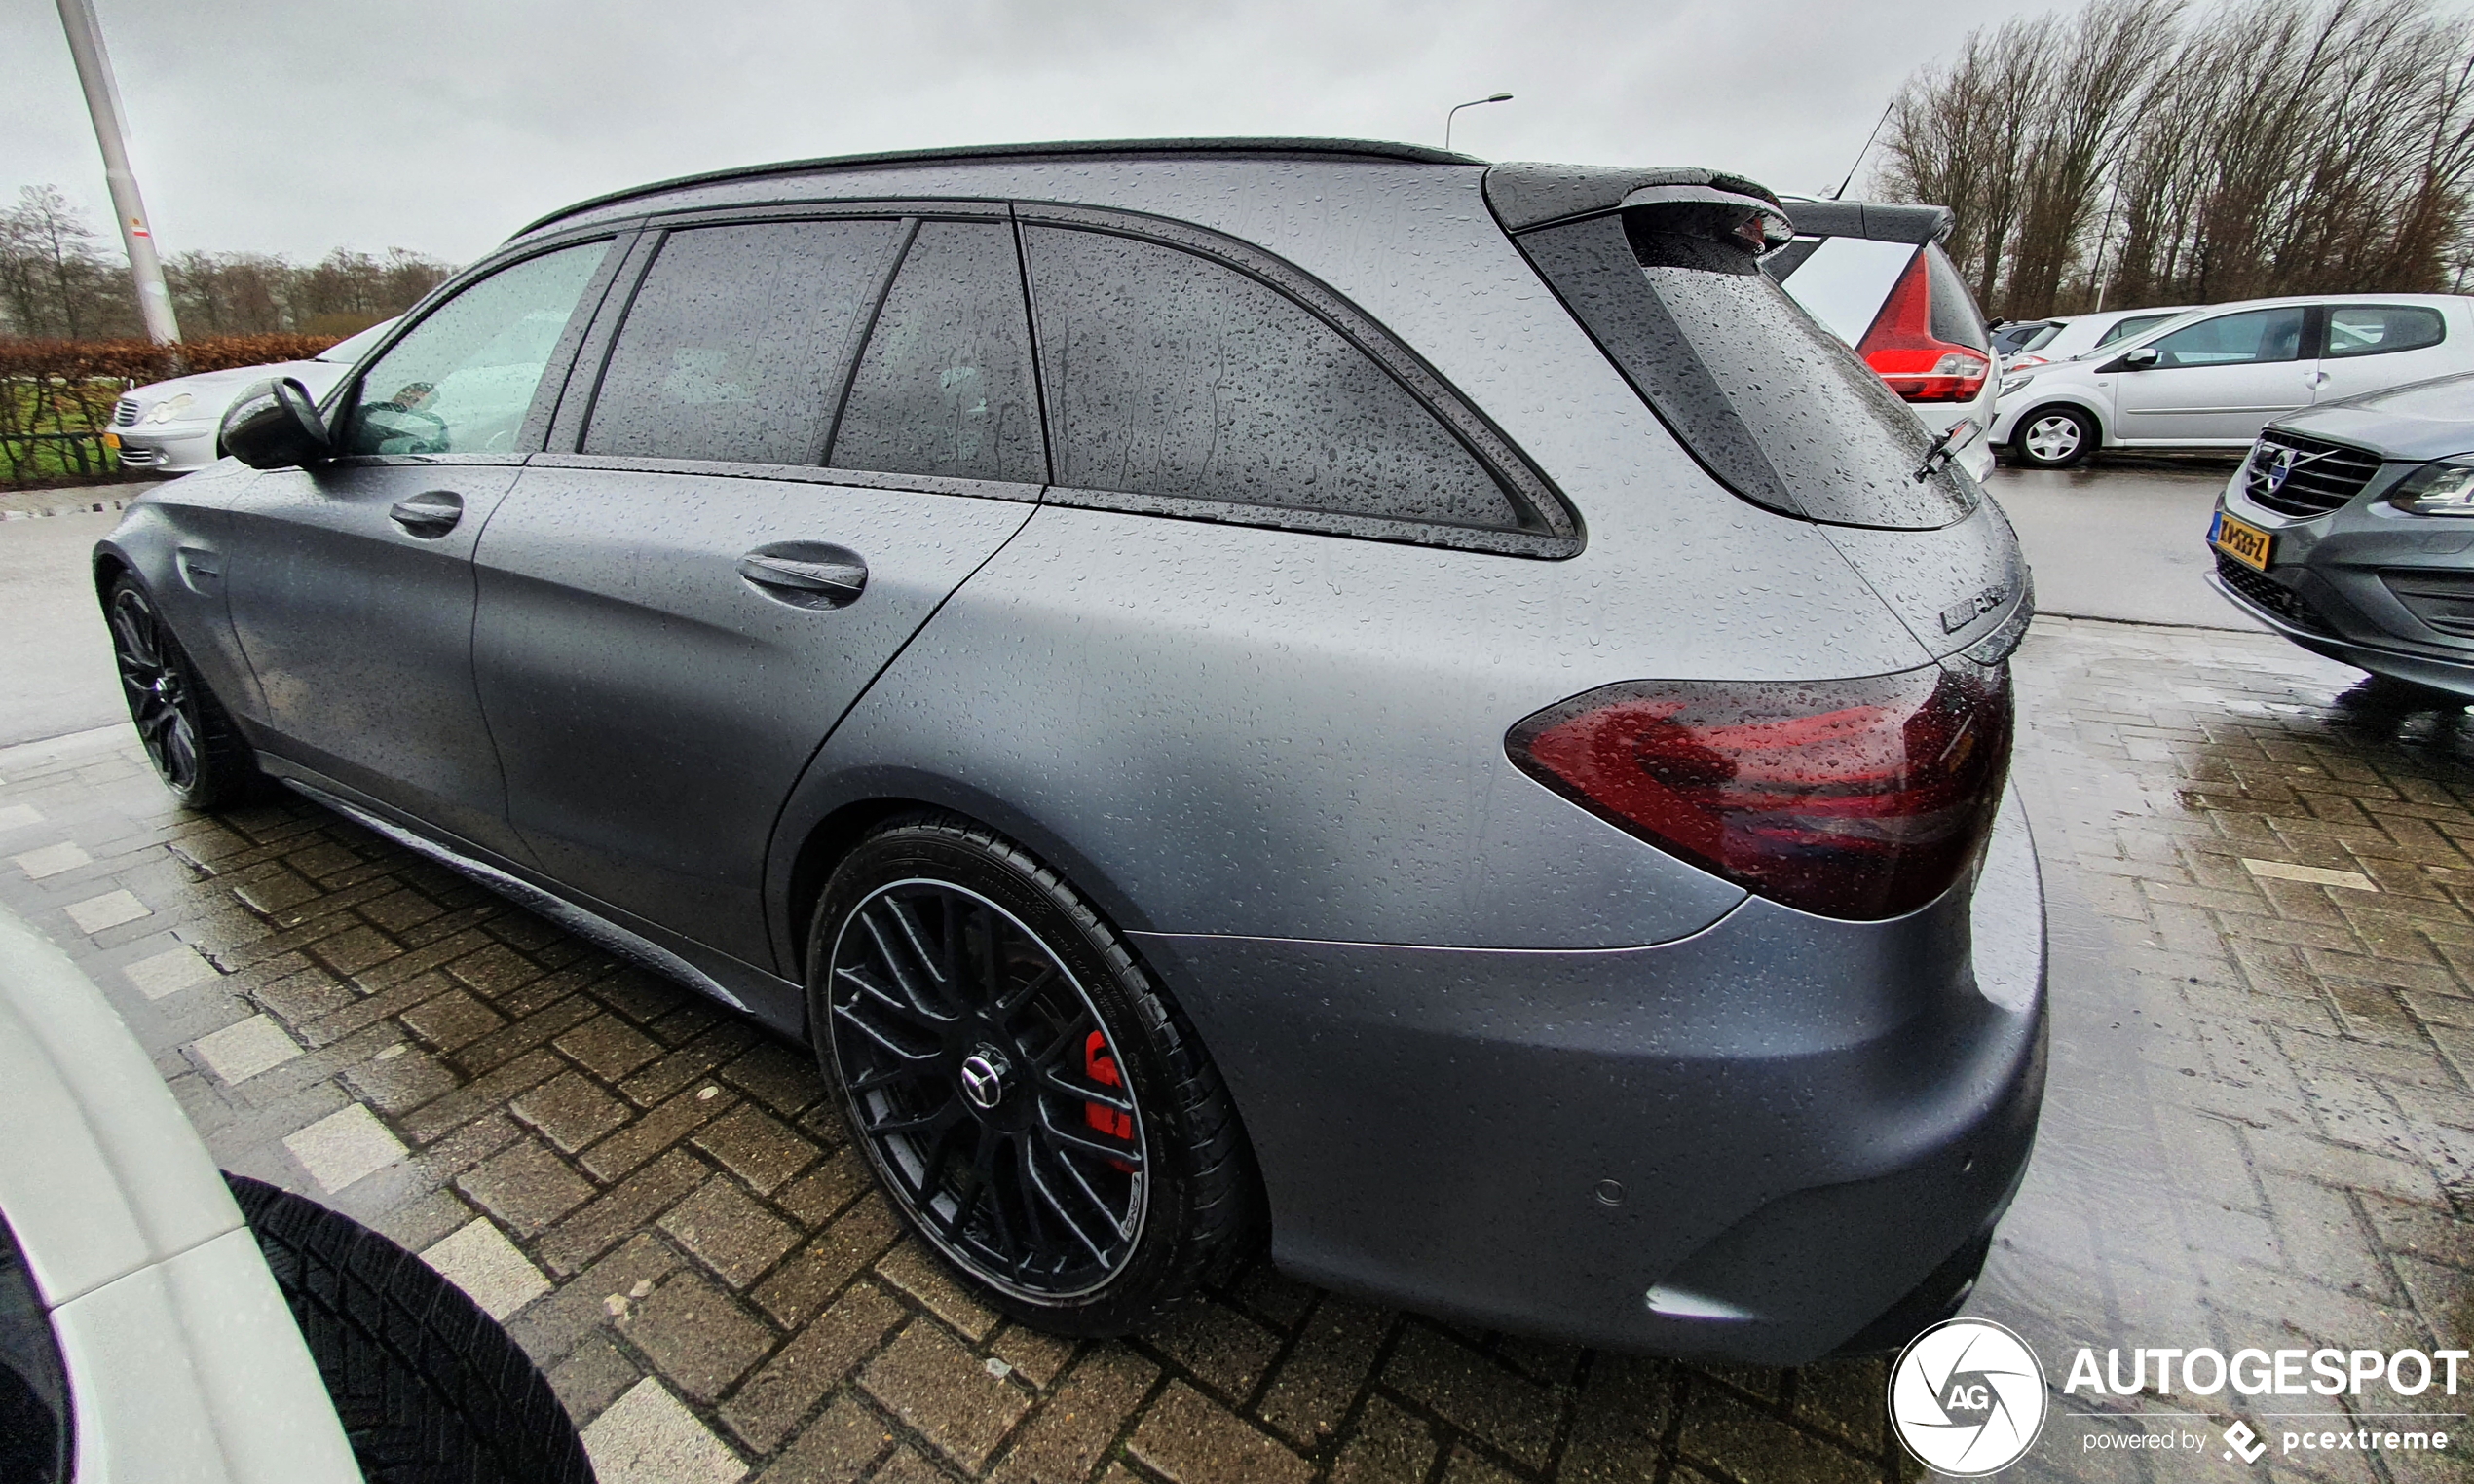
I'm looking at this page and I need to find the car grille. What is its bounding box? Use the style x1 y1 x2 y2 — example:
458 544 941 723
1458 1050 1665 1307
113 396 140 427
2216 551 2329 632
2244 429 2381 518
115 445 162 466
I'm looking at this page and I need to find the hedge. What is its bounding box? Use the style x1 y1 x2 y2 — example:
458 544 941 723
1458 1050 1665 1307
0 333 345 484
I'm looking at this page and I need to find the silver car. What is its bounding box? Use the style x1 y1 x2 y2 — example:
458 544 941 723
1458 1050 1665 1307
94 139 2045 1363
107 318 397 474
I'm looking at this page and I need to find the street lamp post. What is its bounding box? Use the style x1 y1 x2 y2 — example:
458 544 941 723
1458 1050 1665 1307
54 0 180 346
1444 93 1514 154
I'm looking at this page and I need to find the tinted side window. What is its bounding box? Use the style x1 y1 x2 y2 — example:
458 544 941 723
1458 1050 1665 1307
344 241 609 456
2147 307 2305 368
1023 226 1518 528
2326 305 2446 359
585 219 900 464
829 221 1042 484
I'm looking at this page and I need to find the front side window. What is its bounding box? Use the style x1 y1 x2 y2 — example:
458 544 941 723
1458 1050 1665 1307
342 240 609 457
828 221 1044 485
1022 225 1518 528
585 219 901 465
2325 305 2446 359
2144 307 2305 368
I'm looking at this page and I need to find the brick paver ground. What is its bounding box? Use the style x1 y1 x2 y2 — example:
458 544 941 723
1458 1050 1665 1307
4 614 2472 1482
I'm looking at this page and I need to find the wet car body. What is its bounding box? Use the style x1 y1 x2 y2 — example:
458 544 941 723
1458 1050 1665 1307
2210 371 2474 697
94 140 2044 1362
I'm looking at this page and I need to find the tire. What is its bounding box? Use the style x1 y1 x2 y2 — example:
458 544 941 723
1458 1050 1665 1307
104 573 259 809
2008 405 2098 469
225 1174 594 1484
806 812 1257 1336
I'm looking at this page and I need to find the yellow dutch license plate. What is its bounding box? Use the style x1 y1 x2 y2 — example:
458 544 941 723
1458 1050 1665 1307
2212 511 2272 573
100 431 119 449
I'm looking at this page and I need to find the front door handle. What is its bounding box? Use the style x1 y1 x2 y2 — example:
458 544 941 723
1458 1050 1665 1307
390 490 463 537
737 548 868 609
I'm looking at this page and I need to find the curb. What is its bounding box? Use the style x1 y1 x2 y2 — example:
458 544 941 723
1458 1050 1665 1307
1 499 134 522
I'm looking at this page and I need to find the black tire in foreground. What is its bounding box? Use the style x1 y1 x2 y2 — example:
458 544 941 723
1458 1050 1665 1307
103 573 259 810
225 1174 594 1484
807 812 1259 1337
2007 404 2099 469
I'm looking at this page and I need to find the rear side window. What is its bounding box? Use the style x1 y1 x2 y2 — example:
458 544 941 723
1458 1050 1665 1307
1021 226 1519 529
344 241 609 457
2326 305 2446 358
1514 209 1974 529
829 221 1044 485
585 219 900 464
2147 307 2305 367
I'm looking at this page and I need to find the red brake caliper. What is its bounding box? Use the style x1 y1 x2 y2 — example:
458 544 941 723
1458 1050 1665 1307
1083 1030 1135 1171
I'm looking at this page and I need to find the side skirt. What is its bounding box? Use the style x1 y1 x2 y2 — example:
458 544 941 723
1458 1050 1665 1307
281 777 787 1026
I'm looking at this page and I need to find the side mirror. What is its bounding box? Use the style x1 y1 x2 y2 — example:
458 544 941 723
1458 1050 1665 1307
2102 346 2161 373
220 378 331 468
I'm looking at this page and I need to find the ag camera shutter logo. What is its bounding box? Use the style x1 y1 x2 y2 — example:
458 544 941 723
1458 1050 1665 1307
1889 1318 2049 1475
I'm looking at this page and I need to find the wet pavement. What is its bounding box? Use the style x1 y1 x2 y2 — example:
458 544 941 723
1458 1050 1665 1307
4 515 2473 1480
1994 460 2262 633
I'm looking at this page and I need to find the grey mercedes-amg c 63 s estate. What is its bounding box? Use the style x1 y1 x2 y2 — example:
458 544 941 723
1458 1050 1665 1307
94 139 2045 1364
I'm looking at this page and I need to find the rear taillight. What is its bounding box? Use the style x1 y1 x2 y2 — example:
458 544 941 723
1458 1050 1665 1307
1858 251 1990 403
1506 660 2013 920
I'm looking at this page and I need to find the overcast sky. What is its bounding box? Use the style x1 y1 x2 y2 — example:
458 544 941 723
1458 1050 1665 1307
4 0 2105 266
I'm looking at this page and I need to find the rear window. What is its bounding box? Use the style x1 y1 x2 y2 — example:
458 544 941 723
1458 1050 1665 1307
1768 236 1913 345
1925 245 1990 351
1513 209 1976 529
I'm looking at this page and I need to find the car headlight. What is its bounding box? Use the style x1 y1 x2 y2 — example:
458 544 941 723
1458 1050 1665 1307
2386 455 2474 516
141 391 195 425
1999 373 2034 397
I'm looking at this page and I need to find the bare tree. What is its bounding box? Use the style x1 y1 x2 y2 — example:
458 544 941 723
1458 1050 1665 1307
1876 0 2474 317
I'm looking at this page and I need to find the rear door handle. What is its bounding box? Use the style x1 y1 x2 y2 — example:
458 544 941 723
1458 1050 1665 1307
390 490 463 537
737 549 868 609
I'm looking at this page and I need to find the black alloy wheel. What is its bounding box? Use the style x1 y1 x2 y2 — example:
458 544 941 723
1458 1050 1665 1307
809 814 1254 1334
831 877 1146 1296
104 575 255 809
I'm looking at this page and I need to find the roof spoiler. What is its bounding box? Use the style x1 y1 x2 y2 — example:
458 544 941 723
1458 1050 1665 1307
1481 164 1789 234
1769 198 1954 245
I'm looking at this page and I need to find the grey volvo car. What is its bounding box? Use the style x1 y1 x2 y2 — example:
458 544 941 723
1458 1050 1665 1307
94 139 2044 1364
2209 370 2474 699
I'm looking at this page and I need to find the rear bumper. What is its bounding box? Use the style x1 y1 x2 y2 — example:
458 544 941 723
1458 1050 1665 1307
1133 786 2047 1363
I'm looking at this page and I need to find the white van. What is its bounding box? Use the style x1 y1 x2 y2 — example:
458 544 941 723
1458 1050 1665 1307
1990 293 2474 467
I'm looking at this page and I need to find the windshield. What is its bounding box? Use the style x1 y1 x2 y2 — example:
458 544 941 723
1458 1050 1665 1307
1511 208 1978 529
316 316 400 364
2094 312 2179 350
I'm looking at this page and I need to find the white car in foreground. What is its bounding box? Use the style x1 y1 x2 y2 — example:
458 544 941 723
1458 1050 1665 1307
106 318 397 475
1991 292 2474 467
0 903 586 1483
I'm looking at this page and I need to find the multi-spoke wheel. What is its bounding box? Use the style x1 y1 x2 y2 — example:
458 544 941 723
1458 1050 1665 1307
103 575 256 809
2009 405 2096 469
808 814 1255 1334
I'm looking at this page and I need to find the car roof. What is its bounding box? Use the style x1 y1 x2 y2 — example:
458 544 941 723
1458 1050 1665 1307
517 137 1481 239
